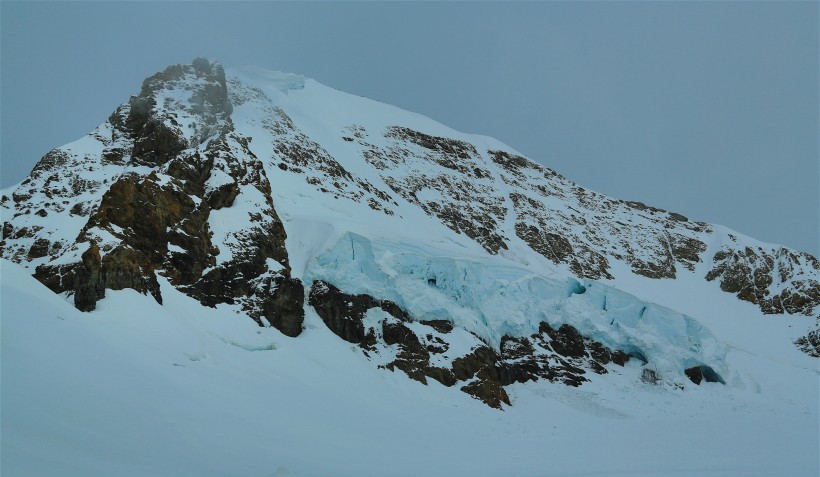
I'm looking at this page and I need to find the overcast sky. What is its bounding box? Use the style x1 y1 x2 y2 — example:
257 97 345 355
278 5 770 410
1 1 817 256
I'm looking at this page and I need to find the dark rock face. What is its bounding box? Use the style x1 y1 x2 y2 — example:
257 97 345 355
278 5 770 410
706 244 820 316
128 114 188 166
308 280 632 409
73 245 106 312
542 323 586 359
14 59 304 336
125 59 233 167
308 280 372 343
257 277 305 337
490 150 532 173
382 320 456 387
495 151 715 283
385 127 478 172
350 126 509 254
452 346 510 408
685 366 703 385
511 195 613 280
87 173 207 266
35 243 161 312
420 319 453 334
63 129 301 333
794 329 820 358
308 280 406 345
670 234 707 272
498 322 627 388
3 58 817 336
100 246 162 302
27 238 51 259
684 365 725 385
308 280 461 389
1 58 814 421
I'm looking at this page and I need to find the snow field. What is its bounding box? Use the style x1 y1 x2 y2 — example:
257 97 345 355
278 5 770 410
2 259 818 477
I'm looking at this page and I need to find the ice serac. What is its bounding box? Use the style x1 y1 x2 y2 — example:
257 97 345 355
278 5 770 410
1 58 818 411
302 232 732 404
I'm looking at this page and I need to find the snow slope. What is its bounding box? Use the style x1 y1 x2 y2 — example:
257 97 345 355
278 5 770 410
1 59 818 476
2 259 818 477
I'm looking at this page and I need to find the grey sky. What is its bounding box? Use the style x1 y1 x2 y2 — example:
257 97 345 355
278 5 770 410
1 1 817 256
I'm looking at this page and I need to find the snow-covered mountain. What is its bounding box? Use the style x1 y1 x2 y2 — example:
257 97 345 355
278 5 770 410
2 59 818 476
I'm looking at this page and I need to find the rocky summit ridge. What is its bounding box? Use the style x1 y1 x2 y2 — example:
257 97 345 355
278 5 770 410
2 58 818 408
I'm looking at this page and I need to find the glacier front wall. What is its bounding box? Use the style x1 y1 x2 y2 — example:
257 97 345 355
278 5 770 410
304 232 732 386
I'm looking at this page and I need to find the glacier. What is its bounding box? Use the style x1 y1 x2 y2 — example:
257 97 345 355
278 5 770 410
3 258 818 477
305 232 731 387
1 58 818 477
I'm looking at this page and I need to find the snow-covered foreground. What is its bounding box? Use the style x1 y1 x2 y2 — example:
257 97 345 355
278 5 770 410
2 259 817 477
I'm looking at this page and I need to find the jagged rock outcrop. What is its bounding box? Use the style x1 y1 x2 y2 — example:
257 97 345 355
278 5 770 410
0 57 815 418
34 243 161 311
451 346 510 409
794 329 820 358
3 58 817 324
358 127 509 254
5 58 303 336
706 240 820 315
259 277 305 337
122 60 232 166
684 365 725 385
308 280 631 409
308 280 379 344
497 323 631 387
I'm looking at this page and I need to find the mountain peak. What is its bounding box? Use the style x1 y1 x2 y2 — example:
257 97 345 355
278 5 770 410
112 57 233 167
2 59 818 408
